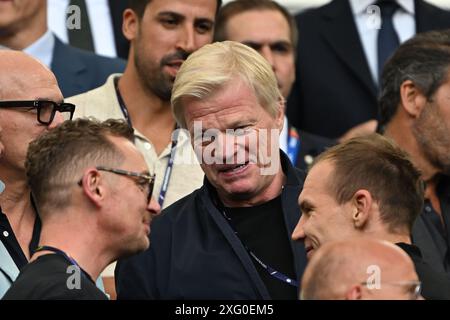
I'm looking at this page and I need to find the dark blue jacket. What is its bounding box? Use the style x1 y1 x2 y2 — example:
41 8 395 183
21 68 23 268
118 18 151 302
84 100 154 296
51 36 126 98
115 152 307 299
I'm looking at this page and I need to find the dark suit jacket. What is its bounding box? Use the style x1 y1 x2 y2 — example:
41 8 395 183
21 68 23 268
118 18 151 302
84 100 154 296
287 0 450 139
397 243 450 300
296 129 336 171
51 36 126 98
115 152 307 299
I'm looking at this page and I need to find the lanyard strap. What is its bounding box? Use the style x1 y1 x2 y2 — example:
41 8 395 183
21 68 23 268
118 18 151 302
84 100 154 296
114 77 178 207
287 126 301 165
34 245 83 272
221 208 298 288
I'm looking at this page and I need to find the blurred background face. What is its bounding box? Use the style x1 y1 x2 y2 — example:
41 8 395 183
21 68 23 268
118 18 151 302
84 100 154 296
0 67 64 172
0 0 45 36
223 9 295 99
183 79 283 204
292 160 356 259
130 0 217 101
412 75 450 175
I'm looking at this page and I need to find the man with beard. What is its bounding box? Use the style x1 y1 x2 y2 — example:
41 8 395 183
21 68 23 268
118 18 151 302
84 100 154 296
68 0 220 209
68 0 221 298
378 29 450 276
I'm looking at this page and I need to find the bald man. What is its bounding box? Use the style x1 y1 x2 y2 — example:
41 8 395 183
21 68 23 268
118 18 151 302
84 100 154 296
301 239 422 300
0 51 74 298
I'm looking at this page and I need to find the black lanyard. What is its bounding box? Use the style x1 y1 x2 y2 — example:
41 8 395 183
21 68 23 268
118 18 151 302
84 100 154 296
216 198 298 288
114 77 178 207
34 245 92 282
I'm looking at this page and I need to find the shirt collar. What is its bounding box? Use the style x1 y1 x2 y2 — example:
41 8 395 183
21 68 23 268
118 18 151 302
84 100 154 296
349 0 415 15
23 30 55 68
0 180 4 194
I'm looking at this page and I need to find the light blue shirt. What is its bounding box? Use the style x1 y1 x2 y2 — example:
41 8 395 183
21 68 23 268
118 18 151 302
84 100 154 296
0 30 55 68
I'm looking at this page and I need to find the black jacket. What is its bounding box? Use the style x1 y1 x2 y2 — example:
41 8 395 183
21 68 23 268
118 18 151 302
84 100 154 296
397 243 450 300
115 152 307 299
287 0 450 138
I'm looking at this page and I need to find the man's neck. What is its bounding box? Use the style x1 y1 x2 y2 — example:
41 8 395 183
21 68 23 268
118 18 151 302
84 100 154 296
118 67 176 155
384 122 438 181
0 18 47 50
35 217 112 281
219 167 286 208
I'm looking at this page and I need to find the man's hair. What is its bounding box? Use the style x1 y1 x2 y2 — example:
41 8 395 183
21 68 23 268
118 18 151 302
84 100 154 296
128 0 223 18
314 134 424 234
25 118 134 213
214 0 298 54
379 29 450 130
171 40 282 129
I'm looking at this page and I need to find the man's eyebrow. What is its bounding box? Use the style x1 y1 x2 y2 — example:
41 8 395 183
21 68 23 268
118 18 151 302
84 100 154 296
157 11 184 19
299 199 313 212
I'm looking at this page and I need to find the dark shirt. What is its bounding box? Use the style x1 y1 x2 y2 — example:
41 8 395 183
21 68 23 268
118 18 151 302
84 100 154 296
397 243 450 300
0 205 41 270
2 254 107 300
412 175 450 274
226 195 297 300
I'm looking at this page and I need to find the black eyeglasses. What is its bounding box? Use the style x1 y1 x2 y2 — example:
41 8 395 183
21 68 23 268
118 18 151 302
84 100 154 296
96 166 156 204
0 100 75 125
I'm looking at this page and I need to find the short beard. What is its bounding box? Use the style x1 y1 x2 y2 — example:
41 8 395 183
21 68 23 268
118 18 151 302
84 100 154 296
412 101 450 175
134 51 173 102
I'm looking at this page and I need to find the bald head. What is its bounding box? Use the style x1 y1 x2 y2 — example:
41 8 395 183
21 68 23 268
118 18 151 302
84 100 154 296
301 239 419 300
0 51 64 173
0 51 59 99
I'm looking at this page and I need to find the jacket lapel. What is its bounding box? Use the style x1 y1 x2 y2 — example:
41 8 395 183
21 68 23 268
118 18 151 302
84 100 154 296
318 0 378 98
280 155 308 286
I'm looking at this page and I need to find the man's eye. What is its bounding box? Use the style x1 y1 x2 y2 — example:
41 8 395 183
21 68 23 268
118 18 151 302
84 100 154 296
196 22 213 34
25 108 38 114
272 43 291 54
161 18 178 28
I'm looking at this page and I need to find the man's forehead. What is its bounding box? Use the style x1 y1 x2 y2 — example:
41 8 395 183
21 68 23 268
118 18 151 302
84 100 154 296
226 9 291 40
148 0 217 19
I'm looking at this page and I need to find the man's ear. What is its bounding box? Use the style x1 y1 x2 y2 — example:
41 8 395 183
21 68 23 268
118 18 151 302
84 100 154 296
122 8 139 42
80 169 105 208
274 97 285 131
399 80 427 119
346 285 363 300
351 190 373 229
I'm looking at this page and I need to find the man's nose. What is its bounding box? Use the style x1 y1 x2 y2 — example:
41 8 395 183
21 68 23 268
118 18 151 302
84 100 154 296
292 215 306 241
147 196 162 216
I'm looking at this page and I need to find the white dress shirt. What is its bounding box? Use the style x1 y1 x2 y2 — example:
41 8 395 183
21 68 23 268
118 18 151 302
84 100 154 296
0 30 55 68
349 0 416 84
47 0 117 58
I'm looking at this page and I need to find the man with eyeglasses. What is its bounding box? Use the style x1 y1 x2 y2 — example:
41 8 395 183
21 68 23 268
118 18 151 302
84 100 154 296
2 118 160 300
292 134 450 299
0 51 74 298
301 239 423 300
